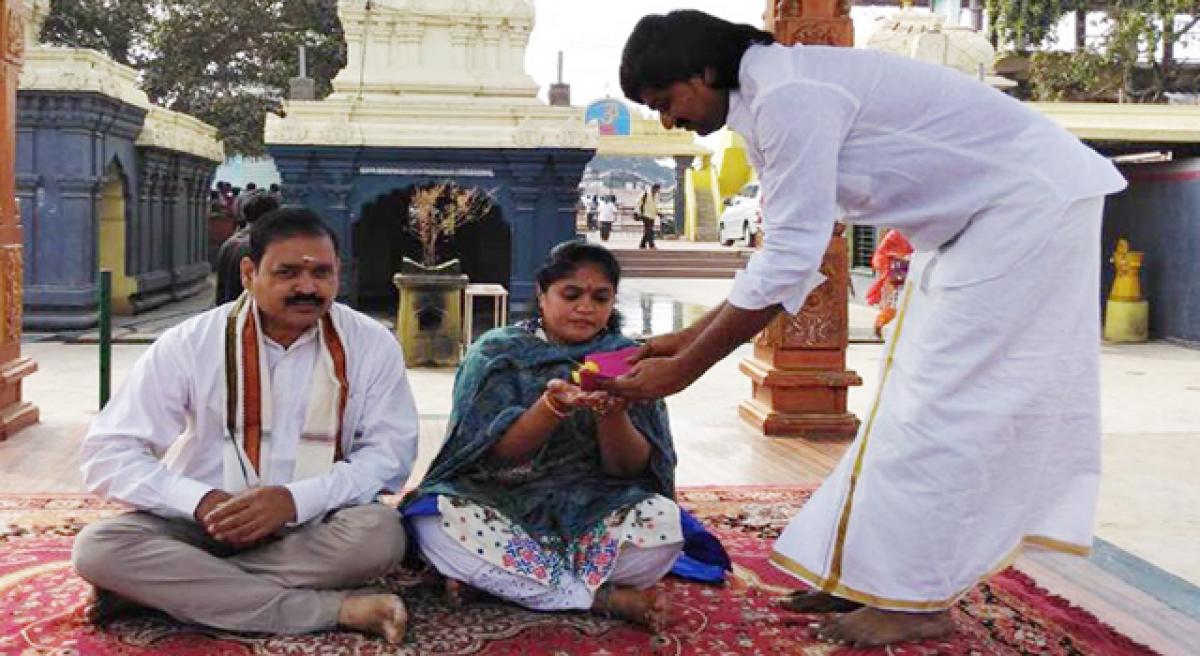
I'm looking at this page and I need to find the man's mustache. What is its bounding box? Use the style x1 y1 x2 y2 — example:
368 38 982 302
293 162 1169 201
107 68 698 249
285 294 325 306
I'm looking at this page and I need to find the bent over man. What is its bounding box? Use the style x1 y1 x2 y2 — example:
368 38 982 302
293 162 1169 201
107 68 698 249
611 10 1125 648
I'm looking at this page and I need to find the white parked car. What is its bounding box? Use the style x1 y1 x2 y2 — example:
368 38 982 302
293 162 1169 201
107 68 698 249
718 181 762 246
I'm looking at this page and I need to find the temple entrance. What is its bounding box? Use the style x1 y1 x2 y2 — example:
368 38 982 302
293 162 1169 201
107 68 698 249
353 186 511 311
97 162 136 314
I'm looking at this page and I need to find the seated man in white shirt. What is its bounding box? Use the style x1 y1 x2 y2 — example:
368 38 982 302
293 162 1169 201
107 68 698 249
73 207 419 645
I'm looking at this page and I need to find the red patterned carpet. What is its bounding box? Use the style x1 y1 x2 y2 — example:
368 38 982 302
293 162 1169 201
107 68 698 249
0 488 1157 655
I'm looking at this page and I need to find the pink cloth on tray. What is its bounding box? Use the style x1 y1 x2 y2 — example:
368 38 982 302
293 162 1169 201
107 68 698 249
578 346 641 390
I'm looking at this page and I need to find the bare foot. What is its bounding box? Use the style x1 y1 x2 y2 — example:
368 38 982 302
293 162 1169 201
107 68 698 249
816 607 954 648
83 587 143 625
444 577 480 608
594 585 667 631
780 590 863 614
338 594 408 645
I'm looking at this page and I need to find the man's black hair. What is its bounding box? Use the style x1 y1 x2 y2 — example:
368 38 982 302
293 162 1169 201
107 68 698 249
241 192 281 224
620 10 775 102
245 182 257 191
248 207 339 265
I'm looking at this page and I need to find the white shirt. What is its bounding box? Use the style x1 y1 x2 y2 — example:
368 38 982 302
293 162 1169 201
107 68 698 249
598 200 616 223
726 44 1127 313
80 303 420 525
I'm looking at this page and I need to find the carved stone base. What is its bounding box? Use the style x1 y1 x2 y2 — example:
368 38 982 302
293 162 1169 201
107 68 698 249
739 356 860 439
0 401 39 440
739 399 859 440
0 356 39 441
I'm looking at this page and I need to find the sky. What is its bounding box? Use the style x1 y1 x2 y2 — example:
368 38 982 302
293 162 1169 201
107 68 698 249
522 1 894 152
524 2 1200 114
524 1 764 110
524 2 904 110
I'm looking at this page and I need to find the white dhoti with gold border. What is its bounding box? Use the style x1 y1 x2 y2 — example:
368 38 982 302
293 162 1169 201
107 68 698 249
771 195 1107 610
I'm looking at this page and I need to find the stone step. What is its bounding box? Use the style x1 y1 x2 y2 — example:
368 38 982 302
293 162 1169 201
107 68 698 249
695 190 721 242
612 253 749 266
612 245 750 279
611 248 750 259
621 266 739 279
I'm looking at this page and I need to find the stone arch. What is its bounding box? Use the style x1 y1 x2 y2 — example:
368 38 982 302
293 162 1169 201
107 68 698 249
352 183 511 309
97 157 136 314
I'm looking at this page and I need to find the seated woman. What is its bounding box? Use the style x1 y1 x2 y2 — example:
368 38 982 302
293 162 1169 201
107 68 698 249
404 242 725 629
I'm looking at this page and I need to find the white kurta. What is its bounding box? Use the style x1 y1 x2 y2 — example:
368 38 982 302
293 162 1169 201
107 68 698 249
81 303 420 525
724 44 1126 609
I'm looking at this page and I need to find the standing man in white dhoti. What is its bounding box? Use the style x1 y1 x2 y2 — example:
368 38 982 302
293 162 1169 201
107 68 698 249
608 10 1127 648
74 208 419 644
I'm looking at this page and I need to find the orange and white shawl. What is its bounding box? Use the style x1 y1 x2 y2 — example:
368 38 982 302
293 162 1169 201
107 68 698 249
222 294 349 491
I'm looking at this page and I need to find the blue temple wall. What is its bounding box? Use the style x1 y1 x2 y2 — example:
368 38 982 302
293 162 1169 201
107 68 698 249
16 91 217 330
1105 159 1200 346
267 144 594 314
134 149 217 309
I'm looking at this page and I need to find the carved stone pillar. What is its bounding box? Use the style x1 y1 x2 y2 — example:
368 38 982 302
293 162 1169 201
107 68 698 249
672 155 693 237
0 0 38 439
740 0 859 439
765 0 854 47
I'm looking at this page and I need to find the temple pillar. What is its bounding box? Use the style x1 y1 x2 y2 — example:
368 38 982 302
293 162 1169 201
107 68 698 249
0 0 39 439
672 155 693 236
739 0 860 439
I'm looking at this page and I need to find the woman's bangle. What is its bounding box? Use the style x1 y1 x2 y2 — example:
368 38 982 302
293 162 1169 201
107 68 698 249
592 397 627 418
540 393 569 419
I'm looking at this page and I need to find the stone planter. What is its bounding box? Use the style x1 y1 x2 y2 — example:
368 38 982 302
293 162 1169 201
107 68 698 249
393 258 468 367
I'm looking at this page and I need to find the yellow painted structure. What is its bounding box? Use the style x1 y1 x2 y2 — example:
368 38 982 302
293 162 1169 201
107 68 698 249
683 164 699 241
1104 238 1149 343
594 114 708 159
683 156 723 241
97 172 136 315
714 130 754 201
1031 102 1200 144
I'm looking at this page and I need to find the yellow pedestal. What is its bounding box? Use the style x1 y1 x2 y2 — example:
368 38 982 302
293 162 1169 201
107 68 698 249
1104 299 1149 343
392 265 468 368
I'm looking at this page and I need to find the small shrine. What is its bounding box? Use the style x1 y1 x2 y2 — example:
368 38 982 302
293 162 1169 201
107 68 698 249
265 0 597 312
863 3 1015 90
17 4 223 329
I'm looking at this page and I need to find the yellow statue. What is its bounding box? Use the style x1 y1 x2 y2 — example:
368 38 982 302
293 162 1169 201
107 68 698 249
1108 238 1144 302
1104 238 1148 342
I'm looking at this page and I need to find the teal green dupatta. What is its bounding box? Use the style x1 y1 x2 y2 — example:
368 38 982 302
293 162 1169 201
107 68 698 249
412 322 676 549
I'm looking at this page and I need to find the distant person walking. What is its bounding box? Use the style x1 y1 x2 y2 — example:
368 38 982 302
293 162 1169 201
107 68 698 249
598 195 617 242
637 184 660 249
585 195 599 230
233 183 259 226
214 192 280 305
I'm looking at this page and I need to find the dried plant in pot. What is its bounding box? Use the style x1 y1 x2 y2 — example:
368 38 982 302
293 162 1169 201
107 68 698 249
403 182 494 272
392 183 494 367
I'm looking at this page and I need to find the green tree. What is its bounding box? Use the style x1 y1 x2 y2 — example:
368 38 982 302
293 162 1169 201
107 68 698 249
986 0 1080 49
39 0 347 156
988 0 1199 102
40 0 152 67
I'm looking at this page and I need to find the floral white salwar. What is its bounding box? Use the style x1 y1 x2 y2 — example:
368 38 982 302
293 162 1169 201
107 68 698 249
435 494 683 591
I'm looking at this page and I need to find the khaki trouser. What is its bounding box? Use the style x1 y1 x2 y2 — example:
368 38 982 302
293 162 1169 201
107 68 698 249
72 503 406 634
